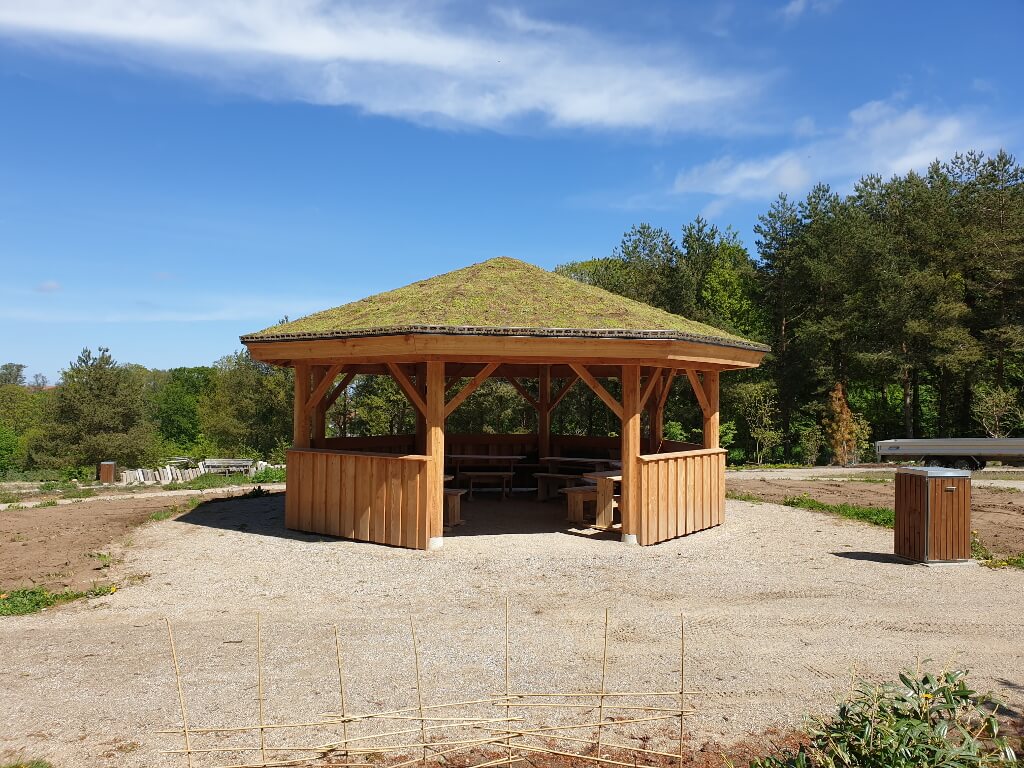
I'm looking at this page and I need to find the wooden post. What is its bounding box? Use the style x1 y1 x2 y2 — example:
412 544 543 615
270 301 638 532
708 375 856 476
312 366 327 447
293 363 311 449
538 365 551 458
414 363 427 454
701 371 720 449
425 361 445 549
620 364 641 545
647 370 664 452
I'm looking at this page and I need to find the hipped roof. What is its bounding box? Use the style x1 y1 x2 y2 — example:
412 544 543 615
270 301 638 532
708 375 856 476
241 257 768 353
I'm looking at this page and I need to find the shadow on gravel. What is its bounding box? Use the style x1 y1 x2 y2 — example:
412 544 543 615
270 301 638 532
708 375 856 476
830 550 911 565
175 493 617 542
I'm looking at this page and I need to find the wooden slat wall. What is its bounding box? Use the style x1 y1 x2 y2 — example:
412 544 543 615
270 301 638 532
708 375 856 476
894 472 970 562
286 449 431 549
634 448 726 546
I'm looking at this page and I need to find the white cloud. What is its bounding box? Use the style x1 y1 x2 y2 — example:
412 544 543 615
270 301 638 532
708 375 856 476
35 280 61 293
0 1 764 132
673 97 1005 208
780 0 840 21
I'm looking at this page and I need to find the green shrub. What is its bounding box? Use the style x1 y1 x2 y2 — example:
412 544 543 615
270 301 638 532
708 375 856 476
748 669 1016 768
252 466 286 483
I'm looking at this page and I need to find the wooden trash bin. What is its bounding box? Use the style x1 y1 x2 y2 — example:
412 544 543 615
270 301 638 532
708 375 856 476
97 461 117 485
894 467 971 563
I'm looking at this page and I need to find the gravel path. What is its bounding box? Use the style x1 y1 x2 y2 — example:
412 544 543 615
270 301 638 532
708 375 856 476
1 493 1022 768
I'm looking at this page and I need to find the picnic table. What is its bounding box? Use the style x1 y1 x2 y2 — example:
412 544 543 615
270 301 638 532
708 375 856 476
446 454 525 501
534 456 619 500
582 470 622 529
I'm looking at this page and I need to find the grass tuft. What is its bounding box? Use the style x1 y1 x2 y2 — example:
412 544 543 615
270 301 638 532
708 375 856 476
0 584 118 616
781 494 895 527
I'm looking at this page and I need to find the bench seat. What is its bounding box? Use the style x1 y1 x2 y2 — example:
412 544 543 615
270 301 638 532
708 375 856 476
461 471 513 501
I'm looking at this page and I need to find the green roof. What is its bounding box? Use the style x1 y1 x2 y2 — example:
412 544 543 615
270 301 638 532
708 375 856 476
241 257 768 352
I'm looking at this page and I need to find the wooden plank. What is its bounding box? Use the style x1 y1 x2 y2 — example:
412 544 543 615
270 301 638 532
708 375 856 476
417 454 430 550
372 458 387 544
658 457 669 542
445 362 499 417
285 450 299 529
702 371 720 449
356 456 371 541
684 454 694 534
570 363 624 420
401 460 419 549
386 461 403 546
620 364 641 540
504 376 540 411
341 454 356 540
386 362 428 416
312 450 327 534
325 453 341 537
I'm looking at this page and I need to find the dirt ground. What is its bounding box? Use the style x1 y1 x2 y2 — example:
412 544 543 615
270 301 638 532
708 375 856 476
1 482 1023 768
0 486 284 592
727 469 1024 557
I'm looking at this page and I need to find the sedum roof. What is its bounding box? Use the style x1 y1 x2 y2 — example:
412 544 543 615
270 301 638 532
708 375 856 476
241 257 768 352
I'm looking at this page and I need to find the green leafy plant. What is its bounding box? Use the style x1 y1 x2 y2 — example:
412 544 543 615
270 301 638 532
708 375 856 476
1 759 56 768
782 494 895 527
748 669 1017 768
35 499 58 508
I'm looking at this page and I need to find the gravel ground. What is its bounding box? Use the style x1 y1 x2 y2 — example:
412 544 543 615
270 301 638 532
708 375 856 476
1 492 1023 768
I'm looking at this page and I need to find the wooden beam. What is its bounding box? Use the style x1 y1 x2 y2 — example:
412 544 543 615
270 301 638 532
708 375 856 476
656 369 678 414
425 361 445 544
685 369 711 416
639 368 662 411
538 365 551 459
292 362 311 449
304 364 344 412
444 362 499 418
504 376 540 411
569 363 623 420
702 370 720 449
323 371 357 412
387 362 428 416
620 365 641 541
548 373 579 412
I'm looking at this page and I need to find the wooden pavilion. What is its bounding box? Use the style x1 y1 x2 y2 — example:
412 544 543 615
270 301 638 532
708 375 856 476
242 257 768 549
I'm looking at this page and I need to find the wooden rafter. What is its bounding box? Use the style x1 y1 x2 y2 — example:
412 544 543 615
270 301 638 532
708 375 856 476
639 369 662 411
548 373 579 412
323 371 357 411
685 370 711 416
444 362 499 418
569 363 623 420
304 364 344 412
656 369 678 413
504 377 540 411
387 362 428 416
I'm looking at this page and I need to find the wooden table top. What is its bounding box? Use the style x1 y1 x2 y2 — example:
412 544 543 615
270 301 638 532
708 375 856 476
583 470 622 481
539 456 614 465
447 454 526 461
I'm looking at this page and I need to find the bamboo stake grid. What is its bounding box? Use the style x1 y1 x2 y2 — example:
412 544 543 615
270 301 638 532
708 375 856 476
158 607 695 768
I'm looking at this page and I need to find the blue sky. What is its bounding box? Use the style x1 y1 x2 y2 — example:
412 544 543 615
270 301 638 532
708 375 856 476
0 0 1020 381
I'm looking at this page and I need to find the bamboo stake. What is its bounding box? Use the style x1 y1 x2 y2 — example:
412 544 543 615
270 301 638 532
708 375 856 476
256 613 268 766
504 597 513 767
677 613 685 768
164 617 194 768
596 608 610 758
496 728 694 761
333 624 349 759
507 739 652 768
409 613 427 764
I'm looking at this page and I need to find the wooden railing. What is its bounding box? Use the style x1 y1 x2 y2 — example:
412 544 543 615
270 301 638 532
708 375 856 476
635 448 726 546
286 449 432 549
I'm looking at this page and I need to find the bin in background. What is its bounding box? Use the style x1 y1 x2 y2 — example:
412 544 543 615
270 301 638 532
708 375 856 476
97 461 117 485
894 467 971 563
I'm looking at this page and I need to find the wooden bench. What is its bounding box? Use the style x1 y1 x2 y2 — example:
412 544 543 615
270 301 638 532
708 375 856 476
444 488 467 526
560 485 598 523
201 458 254 476
534 472 587 501
462 471 513 501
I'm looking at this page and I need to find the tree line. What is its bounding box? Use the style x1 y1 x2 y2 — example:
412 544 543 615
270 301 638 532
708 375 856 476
1 149 1021 476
